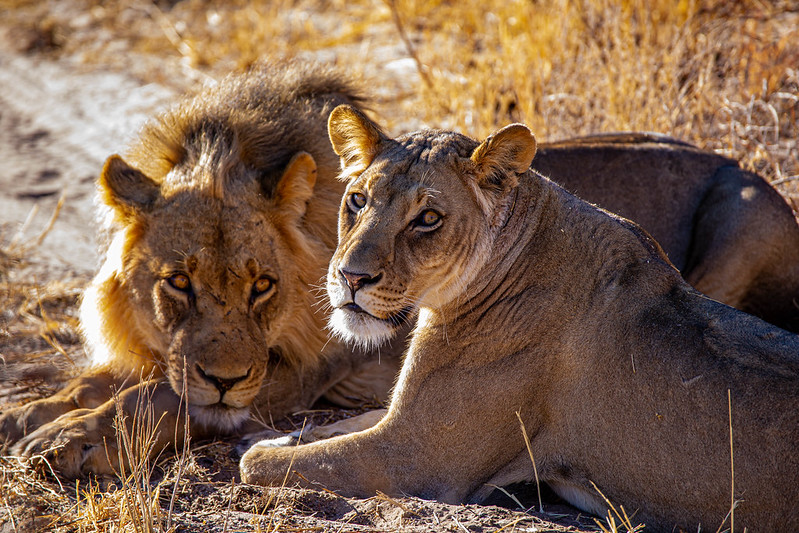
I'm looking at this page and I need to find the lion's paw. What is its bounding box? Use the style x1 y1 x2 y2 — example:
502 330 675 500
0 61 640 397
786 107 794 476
11 409 119 478
0 398 77 446
235 428 302 458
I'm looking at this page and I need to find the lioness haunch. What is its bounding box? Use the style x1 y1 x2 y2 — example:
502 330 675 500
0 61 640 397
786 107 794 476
241 105 799 532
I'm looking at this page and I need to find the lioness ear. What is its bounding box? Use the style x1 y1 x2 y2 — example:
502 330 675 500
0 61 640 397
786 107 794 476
328 105 386 177
274 151 317 219
100 155 160 220
471 124 537 191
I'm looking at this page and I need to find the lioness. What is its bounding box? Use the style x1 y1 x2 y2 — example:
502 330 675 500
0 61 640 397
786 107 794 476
0 61 402 477
240 106 799 532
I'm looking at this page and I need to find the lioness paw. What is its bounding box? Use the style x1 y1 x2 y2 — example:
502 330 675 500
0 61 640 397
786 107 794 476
239 443 299 486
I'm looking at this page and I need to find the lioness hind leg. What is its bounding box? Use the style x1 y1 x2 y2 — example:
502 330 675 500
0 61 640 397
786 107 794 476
684 166 799 332
0 366 123 445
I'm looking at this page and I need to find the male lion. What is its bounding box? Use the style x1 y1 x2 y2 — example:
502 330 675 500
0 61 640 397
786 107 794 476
240 106 799 532
0 62 402 477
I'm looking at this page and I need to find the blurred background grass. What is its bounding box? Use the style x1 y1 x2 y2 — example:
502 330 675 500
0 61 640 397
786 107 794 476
2 0 797 189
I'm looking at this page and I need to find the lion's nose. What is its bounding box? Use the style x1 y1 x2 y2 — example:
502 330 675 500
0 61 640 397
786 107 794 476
196 364 251 396
339 269 382 296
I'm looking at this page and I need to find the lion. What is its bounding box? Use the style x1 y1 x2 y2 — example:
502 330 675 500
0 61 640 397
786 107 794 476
0 61 403 477
240 106 799 532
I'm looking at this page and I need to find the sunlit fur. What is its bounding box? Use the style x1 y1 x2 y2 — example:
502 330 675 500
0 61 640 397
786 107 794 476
325 115 521 350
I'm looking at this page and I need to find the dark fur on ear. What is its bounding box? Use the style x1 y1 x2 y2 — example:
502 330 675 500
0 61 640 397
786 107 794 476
327 105 386 177
99 155 160 221
471 124 537 192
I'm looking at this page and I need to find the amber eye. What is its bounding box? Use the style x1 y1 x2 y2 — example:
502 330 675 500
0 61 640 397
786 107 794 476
167 272 191 292
251 277 274 301
347 192 367 212
414 209 442 229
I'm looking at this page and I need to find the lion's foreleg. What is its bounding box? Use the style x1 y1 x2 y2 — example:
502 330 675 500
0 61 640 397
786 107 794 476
11 378 192 478
0 365 131 445
239 424 407 497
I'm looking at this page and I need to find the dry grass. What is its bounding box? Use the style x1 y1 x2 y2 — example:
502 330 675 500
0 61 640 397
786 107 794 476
1 0 798 531
2 0 797 184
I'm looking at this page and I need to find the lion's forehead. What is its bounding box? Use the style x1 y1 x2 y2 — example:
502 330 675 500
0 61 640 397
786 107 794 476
142 203 285 280
393 129 478 162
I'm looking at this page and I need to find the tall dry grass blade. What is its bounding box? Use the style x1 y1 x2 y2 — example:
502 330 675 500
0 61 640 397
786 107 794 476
384 0 432 89
716 389 740 533
165 359 193 532
729 389 734 533
589 480 643 533
107 375 170 532
515 411 543 514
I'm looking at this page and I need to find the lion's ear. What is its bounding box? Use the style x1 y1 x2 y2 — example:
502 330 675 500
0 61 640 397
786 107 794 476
274 151 317 220
328 105 385 177
471 124 537 191
100 155 160 220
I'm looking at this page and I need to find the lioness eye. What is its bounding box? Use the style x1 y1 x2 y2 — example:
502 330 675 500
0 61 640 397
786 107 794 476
251 277 275 301
415 209 442 229
167 273 192 292
347 192 367 211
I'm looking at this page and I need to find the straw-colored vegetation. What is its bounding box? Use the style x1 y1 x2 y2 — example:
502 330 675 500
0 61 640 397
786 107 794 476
1 0 797 531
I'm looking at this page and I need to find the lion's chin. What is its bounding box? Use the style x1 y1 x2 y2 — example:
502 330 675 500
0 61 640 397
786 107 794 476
188 403 251 433
329 307 400 349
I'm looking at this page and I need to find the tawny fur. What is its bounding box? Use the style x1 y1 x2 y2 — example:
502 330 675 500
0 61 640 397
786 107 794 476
533 133 799 333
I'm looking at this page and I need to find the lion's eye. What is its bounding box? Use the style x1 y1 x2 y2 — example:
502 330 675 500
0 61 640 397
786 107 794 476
347 192 367 212
414 209 442 230
167 273 192 292
251 276 275 301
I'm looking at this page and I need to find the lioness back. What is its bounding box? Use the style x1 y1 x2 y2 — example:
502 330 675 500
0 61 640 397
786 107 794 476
534 133 799 332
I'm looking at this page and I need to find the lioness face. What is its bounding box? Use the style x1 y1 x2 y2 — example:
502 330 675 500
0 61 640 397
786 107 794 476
327 160 479 346
98 152 324 431
326 107 532 348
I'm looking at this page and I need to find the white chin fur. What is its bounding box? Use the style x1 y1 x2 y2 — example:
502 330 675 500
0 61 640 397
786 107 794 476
188 404 251 433
329 308 397 349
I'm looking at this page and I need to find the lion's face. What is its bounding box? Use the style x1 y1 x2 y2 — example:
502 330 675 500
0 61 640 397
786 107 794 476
325 106 537 348
92 152 328 431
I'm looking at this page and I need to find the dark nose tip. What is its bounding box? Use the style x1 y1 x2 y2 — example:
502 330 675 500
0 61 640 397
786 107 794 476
196 364 251 396
339 269 382 294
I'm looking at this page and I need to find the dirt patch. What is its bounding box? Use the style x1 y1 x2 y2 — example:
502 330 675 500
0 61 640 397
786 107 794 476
0 50 176 278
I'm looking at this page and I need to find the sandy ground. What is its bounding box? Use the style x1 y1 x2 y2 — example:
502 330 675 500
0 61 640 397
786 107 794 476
0 49 176 278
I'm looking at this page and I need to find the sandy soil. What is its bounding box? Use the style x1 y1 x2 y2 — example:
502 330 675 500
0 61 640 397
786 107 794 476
0 49 176 278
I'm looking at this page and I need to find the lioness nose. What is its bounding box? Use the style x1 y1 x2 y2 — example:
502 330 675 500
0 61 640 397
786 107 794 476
196 364 251 395
339 269 382 295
